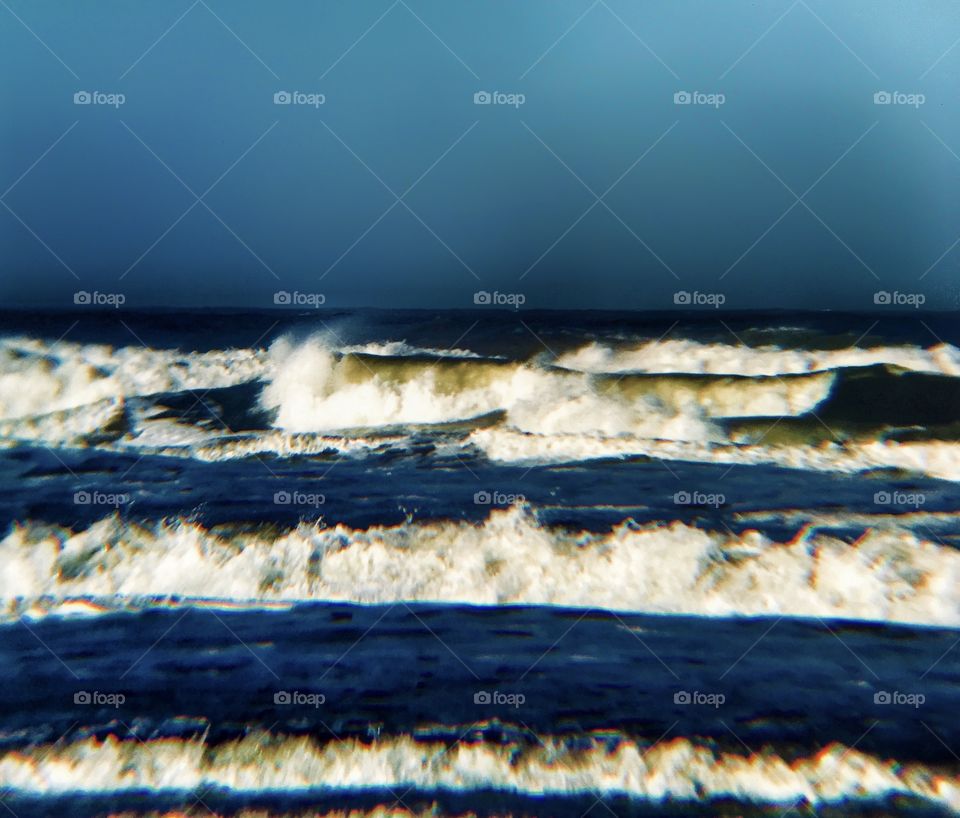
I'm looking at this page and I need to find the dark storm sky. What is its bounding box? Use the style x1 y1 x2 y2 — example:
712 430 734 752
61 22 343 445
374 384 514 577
1 0 959 310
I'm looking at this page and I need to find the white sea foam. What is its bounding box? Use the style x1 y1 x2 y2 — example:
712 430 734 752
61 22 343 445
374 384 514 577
260 336 835 439
3 335 959 483
0 731 956 810
4 506 958 626
0 337 267 422
341 341 487 359
90 418 960 484
555 339 960 377
468 428 960 482
0 398 126 446
151 430 400 461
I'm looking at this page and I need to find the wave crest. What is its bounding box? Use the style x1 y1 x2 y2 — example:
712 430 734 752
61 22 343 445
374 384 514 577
6 507 959 625
0 337 266 422
556 339 960 377
258 337 838 439
0 730 956 810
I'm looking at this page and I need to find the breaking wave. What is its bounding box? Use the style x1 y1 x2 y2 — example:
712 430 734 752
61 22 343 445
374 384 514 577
6 506 959 626
4 335 960 481
261 336 960 436
467 428 960 481
555 338 960 377
0 336 481 427
260 337 722 439
340 341 488 359
0 730 957 811
0 337 267 422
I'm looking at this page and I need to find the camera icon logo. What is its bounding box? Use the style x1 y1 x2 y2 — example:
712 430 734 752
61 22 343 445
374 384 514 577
673 491 691 504
474 490 492 505
873 291 891 305
674 91 692 105
873 91 892 105
273 291 292 305
673 291 691 305
74 91 92 105
674 691 691 704
874 691 891 704
74 691 91 704
473 291 492 305
273 491 291 505
274 91 292 105
474 91 492 105
74 291 91 305
74 491 91 505
873 491 891 504
474 691 491 704
274 691 291 704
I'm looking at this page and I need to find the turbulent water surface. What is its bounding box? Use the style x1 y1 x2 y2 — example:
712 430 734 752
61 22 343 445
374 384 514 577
1 309 959 817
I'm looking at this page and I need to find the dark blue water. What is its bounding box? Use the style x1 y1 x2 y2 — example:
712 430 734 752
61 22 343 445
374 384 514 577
3 604 957 762
3 444 958 541
1 309 958 816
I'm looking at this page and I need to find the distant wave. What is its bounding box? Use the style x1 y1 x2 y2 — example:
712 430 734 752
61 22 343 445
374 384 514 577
4 335 958 431
4 335 960 481
0 729 957 811
7 506 959 626
555 338 960 377
467 428 960 481
340 341 489 359
260 338 960 465
0 336 484 426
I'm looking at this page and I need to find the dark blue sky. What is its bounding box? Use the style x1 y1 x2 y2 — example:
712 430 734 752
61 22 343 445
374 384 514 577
1 0 959 310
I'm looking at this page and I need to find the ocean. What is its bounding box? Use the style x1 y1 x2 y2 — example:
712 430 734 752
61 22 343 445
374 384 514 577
1 308 958 817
